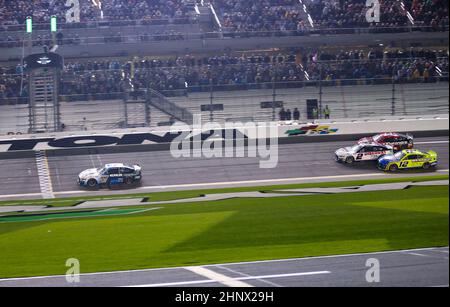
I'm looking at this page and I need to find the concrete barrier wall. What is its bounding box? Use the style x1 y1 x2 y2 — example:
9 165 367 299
0 114 447 155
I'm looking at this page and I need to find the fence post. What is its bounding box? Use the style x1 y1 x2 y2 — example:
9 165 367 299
209 79 214 122
272 76 276 121
391 77 396 116
319 64 323 119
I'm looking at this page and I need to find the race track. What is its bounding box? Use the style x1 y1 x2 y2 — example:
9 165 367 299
0 136 448 288
0 136 448 200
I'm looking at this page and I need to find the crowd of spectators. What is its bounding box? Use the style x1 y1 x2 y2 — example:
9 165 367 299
1 0 448 43
0 0 194 28
214 0 308 33
308 0 407 29
0 0 448 36
0 48 448 102
213 0 448 33
308 0 448 31
305 50 448 82
405 0 449 30
0 64 28 102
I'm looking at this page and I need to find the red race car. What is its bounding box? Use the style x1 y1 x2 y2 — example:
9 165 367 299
358 132 414 151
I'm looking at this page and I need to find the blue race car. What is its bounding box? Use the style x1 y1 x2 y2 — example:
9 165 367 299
78 163 142 188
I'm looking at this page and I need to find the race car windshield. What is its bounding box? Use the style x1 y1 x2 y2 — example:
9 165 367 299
99 168 107 175
373 135 383 142
351 145 362 152
394 151 406 160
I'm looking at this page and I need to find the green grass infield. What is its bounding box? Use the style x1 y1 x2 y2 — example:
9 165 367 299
0 175 448 278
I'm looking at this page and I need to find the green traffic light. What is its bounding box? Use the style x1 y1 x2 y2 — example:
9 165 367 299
51 16 57 32
26 17 32 33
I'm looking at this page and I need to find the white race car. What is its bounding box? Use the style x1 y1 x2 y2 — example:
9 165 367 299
78 163 142 189
335 143 393 164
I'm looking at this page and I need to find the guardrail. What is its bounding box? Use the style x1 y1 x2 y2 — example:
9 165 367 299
2 26 449 49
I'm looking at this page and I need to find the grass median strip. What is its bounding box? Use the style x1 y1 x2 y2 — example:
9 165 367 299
0 208 157 223
0 174 447 208
0 183 447 278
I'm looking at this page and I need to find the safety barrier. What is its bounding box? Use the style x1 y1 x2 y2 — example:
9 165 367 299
0 114 447 155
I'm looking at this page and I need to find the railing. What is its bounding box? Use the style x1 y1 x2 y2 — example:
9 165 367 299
0 17 200 33
1 24 448 49
147 89 194 125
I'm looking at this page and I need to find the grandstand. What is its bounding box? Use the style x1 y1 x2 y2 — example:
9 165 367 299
0 0 448 134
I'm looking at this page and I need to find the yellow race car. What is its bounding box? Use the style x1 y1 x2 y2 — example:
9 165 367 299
377 149 438 172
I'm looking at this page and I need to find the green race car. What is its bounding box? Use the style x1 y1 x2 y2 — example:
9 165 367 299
377 149 438 172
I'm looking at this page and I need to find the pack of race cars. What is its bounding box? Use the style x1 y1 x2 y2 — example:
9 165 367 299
76 132 437 190
335 132 439 172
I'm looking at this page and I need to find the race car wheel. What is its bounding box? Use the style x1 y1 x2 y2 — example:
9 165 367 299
423 163 431 170
345 156 354 164
124 177 133 185
389 164 398 172
87 179 98 188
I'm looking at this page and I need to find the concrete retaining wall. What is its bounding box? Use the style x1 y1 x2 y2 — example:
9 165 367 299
0 114 447 158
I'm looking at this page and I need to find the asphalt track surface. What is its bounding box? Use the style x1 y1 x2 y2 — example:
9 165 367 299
0 247 447 287
0 136 448 200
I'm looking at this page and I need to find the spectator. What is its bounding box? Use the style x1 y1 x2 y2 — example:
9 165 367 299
56 32 64 46
293 107 300 120
285 109 292 120
323 105 331 119
312 107 318 120
279 107 286 121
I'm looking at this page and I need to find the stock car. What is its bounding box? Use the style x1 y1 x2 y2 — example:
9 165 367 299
377 149 438 172
358 132 414 151
335 143 394 164
78 163 142 188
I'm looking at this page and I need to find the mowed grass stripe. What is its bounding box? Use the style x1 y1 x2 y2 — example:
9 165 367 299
0 208 153 223
0 185 447 278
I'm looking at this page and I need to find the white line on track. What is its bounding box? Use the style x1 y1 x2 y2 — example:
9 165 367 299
216 265 283 287
185 266 253 287
433 250 449 254
125 271 331 287
0 171 448 199
51 170 450 195
0 193 42 199
406 252 430 257
0 247 446 283
52 172 390 195
405 252 448 260
35 151 54 199
125 279 214 287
